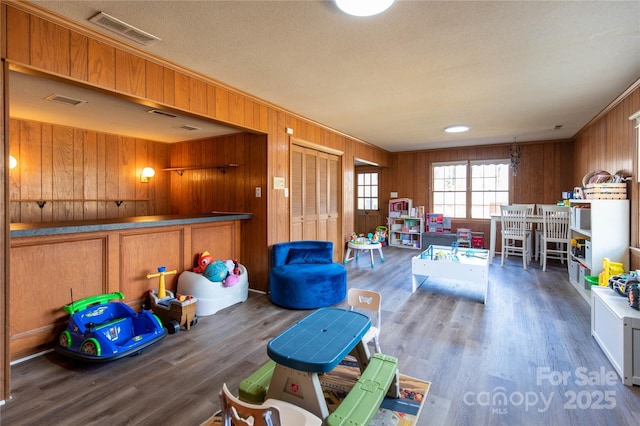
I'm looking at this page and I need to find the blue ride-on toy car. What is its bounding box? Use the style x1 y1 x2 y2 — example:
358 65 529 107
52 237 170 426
55 292 166 362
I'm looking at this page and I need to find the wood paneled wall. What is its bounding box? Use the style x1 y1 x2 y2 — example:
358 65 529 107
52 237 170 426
385 140 575 241
1 2 9 400
9 118 170 222
8 118 271 290
573 86 640 247
167 133 269 290
4 6 269 135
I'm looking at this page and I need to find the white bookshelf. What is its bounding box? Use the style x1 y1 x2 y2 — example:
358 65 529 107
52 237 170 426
569 199 629 304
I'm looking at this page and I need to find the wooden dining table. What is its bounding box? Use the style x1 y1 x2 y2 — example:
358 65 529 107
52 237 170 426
489 213 544 262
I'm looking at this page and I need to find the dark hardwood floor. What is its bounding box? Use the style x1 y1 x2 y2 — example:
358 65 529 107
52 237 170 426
1 246 640 425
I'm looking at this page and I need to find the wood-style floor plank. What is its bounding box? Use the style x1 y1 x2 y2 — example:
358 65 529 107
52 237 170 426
1 246 639 425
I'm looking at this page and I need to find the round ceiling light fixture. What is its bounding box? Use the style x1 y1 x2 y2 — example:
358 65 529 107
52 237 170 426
444 125 470 133
335 0 395 17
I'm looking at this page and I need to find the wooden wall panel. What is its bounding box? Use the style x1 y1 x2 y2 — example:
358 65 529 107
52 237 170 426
30 16 70 75
229 93 245 126
145 60 164 103
10 237 106 357
120 229 183 299
190 222 240 265
167 133 268 290
189 77 208 115
163 68 176 107
69 32 88 81
215 87 230 122
574 86 640 247
116 50 145 98
5 6 29 64
82 130 97 219
52 125 73 220
9 119 170 222
174 71 191 111
87 38 115 89
1 2 8 401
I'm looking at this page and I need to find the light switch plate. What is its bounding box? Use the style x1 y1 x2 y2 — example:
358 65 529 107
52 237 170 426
273 177 285 189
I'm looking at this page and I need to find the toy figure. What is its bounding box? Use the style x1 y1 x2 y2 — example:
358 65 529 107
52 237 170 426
193 251 215 273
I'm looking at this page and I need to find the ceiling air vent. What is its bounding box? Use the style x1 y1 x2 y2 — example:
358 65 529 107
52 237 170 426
148 109 178 118
44 93 88 106
179 125 201 131
89 12 161 46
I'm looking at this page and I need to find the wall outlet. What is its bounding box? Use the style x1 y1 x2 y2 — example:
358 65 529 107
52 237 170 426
255 187 262 198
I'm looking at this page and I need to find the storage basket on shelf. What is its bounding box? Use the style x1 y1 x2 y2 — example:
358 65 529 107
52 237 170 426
584 183 627 200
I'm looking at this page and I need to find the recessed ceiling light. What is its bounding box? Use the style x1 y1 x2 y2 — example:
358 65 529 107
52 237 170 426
335 0 395 17
444 125 469 133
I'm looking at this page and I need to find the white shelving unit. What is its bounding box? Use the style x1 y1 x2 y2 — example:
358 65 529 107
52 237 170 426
591 286 640 386
569 199 629 304
388 217 424 249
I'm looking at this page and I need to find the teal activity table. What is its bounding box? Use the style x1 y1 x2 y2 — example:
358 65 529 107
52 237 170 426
266 307 372 419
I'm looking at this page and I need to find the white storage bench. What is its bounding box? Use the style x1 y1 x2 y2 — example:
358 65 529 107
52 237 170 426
177 265 248 316
591 286 640 386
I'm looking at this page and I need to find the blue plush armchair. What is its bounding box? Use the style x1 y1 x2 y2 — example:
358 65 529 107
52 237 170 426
269 241 347 309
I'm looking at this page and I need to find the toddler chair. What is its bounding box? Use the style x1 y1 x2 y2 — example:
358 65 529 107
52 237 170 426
348 288 382 353
218 383 322 426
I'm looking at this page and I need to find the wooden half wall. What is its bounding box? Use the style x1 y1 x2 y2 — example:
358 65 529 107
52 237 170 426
9 218 241 360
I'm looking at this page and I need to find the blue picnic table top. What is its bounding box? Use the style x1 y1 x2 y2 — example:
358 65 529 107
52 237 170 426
267 307 371 373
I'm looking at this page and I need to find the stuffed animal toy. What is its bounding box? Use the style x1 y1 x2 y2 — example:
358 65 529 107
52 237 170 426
203 260 229 282
221 259 240 287
193 251 215 273
195 252 241 287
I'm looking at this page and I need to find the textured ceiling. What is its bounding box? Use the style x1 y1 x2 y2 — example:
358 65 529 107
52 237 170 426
18 0 640 151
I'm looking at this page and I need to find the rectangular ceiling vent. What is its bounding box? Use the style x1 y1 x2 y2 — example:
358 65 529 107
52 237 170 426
179 125 201 131
148 109 178 118
89 12 161 46
44 94 88 107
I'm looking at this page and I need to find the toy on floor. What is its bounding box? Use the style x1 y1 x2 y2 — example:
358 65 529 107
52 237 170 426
55 291 166 362
376 226 388 246
146 266 198 334
193 252 241 287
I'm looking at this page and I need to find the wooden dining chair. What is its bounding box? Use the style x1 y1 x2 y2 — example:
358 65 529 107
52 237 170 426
500 205 531 269
218 383 322 426
534 204 557 261
348 288 382 353
539 205 571 272
512 203 535 260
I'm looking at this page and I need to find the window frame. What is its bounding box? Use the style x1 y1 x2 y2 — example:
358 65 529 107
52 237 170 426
431 159 510 219
356 171 380 211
